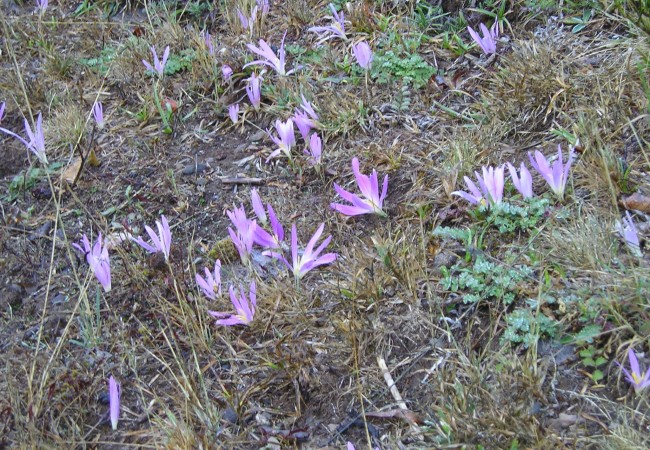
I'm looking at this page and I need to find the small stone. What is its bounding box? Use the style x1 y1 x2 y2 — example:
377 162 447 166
249 130 267 142
181 163 207 175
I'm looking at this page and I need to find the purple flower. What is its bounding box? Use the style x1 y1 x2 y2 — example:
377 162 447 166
257 0 269 15
132 215 172 261
142 45 170 79
299 94 319 121
108 376 120 430
452 166 504 206
196 260 222 300
24 113 48 164
617 211 642 257
352 41 373 69
244 32 296 76
35 0 48 14
228 104 239 124
73 233 112 293
250 189 267 225
331 157 388 217
304 133 322 166
0 102 5 122
253 204 285 249
528 144 575 201
92 102 104 129
203 31 215 55
246 73 262 110
507 162 533 198
237 8 251 30
308 3 347 43
266 118 296 162
293 110 313 141
467 22 499 55
209 281 256 326
222 64 233 81
227 205 257 264
265 223 337 281
618 348 650 392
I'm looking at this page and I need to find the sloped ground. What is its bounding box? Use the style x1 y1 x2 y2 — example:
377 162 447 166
1 0 650 448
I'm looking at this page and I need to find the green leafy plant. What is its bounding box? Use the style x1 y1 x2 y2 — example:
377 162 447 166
371 50 436 88
483 198 550 233
579 345 607 382
441 254 533 305
501 308 559 348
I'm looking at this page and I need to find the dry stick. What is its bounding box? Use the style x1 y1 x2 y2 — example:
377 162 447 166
376 357 423 441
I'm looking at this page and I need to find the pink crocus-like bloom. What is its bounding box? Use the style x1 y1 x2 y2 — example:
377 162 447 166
528 144 575 201
35 0 48 13
93 102 104 129
203 31 215 55
209 282 256 326
266 119 296 162
616 211 642 257
352 41 373 69
618 348 650 392
222 64 233 81
24 113 48 164
244 32 296 76
132 215 172 261
304 133 322 166
250 189 267 225
227 205 257 264
308 3 347 43
196 260 222 300
507 162 533 198
228 104 239 124
467 22 499 55
108 376 120 430
142 45 170 78
253 204 285 249
293 111 313 141
452 166 504 206
265 223 337 280
299 94 319 121
73 233 112 293
257 0 269 15
246 73 262 110
331 157 388 217
237 8 252 30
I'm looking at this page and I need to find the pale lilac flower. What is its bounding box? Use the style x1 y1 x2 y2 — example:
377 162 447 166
196 260 222 300
616 211 642 257
73 233 112 293
35 0 47 14
352 41 373 69
452 166 504 206
203 31 215 55
299 94 319 121
228 104 239 124
618 348 650 392
244 32 296 76
142 45 170 78
257 0 269 15
24 113 48 164
304 133 322 166
265 223 337 280
246 73 262 110
132 215 172 261
108 376 120 431
92 102 104 129
227 205 257 264
222 64 233 81
528 144 575 201
0 102 5 122
237 8 251 30
293 110 313 141
467 22 499 55
331 157 388 217
507 162 533 198
308 3 347 43
251 189 267 225
209 282 256 326
266 118 296 162
253 204 284 249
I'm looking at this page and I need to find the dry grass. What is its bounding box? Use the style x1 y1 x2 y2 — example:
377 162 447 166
1 0 650 448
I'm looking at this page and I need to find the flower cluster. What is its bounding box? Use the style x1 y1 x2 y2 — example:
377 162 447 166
467 21 499 55
453 144 576 207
